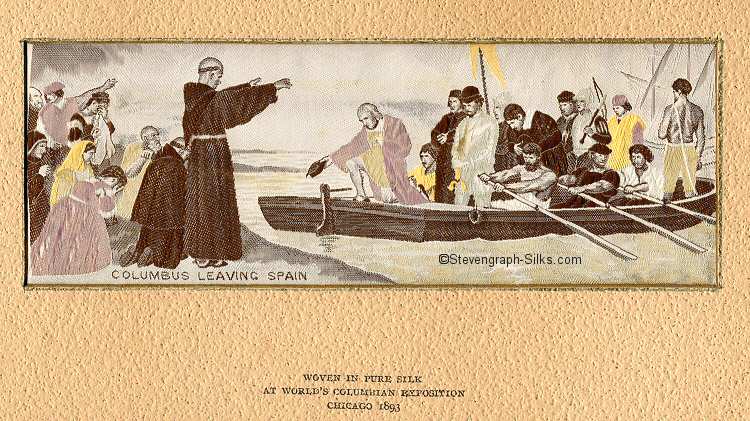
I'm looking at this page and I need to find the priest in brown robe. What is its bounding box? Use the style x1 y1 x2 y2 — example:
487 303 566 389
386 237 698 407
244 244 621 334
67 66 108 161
125 140 190 269
182 57 292 268
430 89 465 204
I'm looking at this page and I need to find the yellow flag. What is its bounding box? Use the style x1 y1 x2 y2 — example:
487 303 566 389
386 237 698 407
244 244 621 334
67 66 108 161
469 44 507 88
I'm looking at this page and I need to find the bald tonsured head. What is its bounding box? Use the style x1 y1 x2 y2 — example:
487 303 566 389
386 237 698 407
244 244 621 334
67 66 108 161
197 57 224 89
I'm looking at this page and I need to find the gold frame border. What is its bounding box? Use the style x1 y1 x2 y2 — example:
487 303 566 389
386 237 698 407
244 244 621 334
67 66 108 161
22 37 723 291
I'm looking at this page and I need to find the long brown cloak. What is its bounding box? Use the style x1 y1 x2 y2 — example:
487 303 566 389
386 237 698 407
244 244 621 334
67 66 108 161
182 82 278 261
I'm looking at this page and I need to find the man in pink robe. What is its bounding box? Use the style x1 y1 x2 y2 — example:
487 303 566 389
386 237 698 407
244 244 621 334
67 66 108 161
37 79 117 167
323 103 427 205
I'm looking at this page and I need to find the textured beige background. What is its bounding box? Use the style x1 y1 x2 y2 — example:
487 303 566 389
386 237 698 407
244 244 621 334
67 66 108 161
2 0 748 419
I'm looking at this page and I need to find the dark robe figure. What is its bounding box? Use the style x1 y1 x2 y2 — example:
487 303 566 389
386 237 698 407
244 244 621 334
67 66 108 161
26 131 51 245
556 90 578 175
27 107 39 134
182 80 279 262
129 143 188 269
430 90 465 204
526 111 568 177
557 114 575 166
494 121 521 172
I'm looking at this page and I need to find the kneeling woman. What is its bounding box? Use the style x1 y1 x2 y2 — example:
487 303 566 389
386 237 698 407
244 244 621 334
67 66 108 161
30 159 127 276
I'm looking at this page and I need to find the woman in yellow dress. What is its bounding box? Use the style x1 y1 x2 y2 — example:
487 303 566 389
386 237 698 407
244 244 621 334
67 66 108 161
607 95 646 171
49 141 96 207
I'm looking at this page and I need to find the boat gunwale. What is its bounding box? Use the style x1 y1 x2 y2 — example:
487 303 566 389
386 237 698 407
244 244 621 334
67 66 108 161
258 179 716 220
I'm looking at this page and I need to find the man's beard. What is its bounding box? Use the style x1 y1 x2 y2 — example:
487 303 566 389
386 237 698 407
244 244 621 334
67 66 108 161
524 162 539 171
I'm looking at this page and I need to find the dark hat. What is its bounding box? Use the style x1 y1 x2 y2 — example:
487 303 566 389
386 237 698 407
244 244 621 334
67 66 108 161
43 81 65 95
589 143 612 155
557 90 575 103
460 86 483 102
91 91 110 103
448 89 462 99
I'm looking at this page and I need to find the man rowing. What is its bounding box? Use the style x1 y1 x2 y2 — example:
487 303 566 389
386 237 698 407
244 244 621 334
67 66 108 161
479 140 557 210
552 143 620 208
610 144 664 206
320 103 427 204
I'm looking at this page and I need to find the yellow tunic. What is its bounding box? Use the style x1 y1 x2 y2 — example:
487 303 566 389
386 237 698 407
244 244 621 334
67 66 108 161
408 165 436 201
607 114 645 170
360 129 390 188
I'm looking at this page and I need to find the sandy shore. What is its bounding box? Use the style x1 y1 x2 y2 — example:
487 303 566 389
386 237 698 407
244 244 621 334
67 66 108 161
26 219 393 286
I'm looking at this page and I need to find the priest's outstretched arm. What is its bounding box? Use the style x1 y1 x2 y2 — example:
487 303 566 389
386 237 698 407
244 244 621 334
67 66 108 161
214 78 292 130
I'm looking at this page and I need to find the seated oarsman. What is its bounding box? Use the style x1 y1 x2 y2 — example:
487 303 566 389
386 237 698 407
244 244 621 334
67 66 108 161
408 143 439 201
479 140 557 210
610 144 664 206
552 143 620 208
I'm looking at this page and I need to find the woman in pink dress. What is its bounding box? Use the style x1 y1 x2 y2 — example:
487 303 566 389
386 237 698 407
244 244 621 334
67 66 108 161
30 162 127 276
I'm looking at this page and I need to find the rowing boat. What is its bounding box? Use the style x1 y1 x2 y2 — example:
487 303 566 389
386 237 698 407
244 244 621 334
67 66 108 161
257 178 717 242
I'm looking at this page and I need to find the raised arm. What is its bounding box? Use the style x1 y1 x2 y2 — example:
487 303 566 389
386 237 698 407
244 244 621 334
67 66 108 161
72 78 117 110
212 82 280 130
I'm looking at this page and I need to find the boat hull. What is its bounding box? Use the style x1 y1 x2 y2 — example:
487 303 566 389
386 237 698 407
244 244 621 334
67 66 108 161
258 179 717 242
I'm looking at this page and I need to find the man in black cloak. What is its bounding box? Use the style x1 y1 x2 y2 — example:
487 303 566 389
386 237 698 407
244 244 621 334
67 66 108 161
124 139 190 269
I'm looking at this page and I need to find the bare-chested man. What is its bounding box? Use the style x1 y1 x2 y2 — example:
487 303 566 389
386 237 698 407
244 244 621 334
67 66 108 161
479 140 557 210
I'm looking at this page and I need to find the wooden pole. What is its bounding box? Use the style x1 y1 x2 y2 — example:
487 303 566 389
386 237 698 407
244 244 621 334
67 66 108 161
617 188 716 225
316 184 335 236
481 176 638 260
478 47 490 113
559 184 707 253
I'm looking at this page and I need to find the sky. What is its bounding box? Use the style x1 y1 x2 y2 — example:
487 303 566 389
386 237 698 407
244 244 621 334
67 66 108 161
28 42 717 154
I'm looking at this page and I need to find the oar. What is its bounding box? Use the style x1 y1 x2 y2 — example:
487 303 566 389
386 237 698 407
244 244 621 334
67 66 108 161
617 188 716 225
559 184 707 253
480 176 637 261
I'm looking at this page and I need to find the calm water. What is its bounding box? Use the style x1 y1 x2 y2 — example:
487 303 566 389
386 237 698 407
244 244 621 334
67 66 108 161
234 150 717 286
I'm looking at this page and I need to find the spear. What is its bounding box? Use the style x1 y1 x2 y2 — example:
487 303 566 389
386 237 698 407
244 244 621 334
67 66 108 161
478 47 490 113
